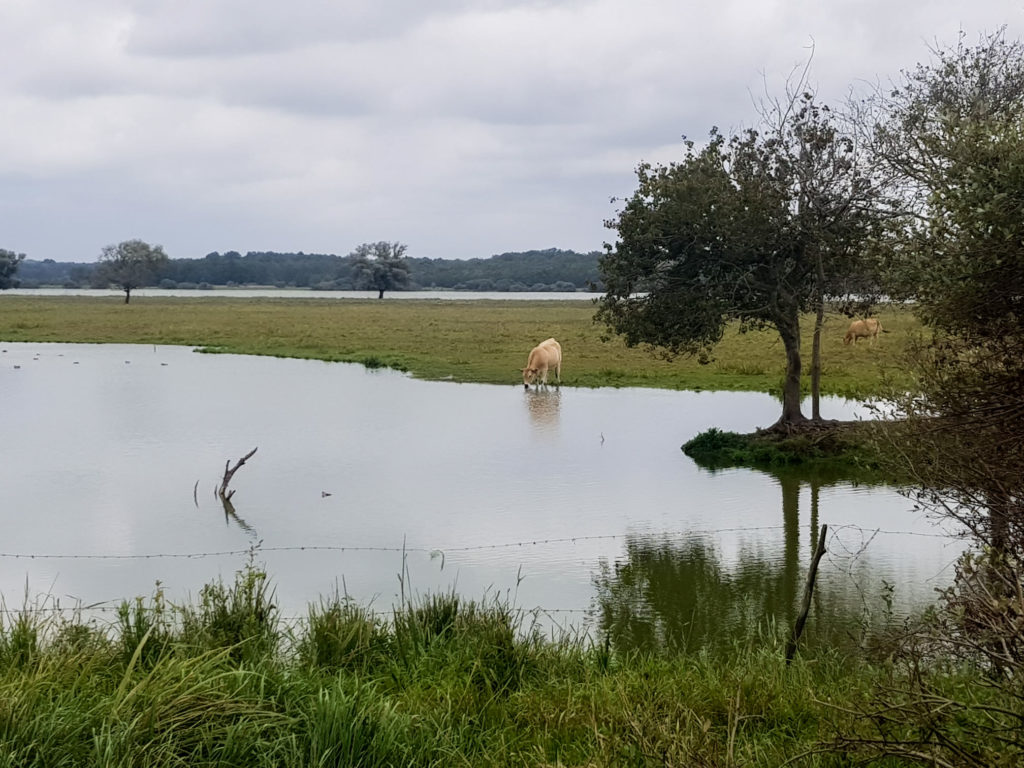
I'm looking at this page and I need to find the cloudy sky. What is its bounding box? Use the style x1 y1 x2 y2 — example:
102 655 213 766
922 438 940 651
2 1 1021 262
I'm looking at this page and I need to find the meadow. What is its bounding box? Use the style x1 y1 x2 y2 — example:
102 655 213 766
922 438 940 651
0 295 917 398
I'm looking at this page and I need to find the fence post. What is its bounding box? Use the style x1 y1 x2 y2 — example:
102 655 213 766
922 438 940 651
785 523 828 665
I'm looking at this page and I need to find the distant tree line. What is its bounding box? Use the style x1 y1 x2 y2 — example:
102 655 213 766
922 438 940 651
11 247 601 292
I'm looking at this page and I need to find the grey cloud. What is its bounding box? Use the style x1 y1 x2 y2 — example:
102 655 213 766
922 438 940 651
1 0 1020 262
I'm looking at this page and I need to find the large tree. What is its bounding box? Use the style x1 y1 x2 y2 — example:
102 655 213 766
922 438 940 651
867 31 1024 557
0 249 26 289
350 241 411 299
598 93 881 429
96 239 169 304
829 35 1024 763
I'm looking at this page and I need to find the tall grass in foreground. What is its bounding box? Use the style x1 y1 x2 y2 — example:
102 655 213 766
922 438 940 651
0 565 1011 766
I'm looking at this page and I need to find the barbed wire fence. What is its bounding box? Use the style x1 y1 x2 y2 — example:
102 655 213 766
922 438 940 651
0 523 966 624
0 523 957 562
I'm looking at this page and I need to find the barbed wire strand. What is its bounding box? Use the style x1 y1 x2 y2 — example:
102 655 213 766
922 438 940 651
0 524 957 562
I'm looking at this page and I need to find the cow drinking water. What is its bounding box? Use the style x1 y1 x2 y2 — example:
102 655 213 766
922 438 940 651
522 338 562 389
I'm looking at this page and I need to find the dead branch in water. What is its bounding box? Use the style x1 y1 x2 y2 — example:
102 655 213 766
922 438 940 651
219 447 258 501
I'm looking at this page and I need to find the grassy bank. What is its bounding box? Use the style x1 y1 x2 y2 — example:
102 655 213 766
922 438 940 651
0 565 975 767
682 422 898 482
0 295 917 397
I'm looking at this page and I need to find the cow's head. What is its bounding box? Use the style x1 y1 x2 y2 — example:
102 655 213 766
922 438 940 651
522 367 537 388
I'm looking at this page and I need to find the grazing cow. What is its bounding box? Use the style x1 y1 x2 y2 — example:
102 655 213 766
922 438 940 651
522 338 562 389
844 318 883 345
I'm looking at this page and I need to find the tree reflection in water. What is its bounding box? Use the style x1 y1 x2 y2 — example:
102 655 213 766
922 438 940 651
593 471 879 656
593 535 800 655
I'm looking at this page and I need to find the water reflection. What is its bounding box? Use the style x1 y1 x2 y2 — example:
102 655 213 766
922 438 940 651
593 536 800 654
220 496 258 539
524 388 561 434
593 470 898 654
0 343 955 637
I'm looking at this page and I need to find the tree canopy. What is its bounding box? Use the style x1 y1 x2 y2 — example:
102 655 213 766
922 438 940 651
0 249 26 290
96 239 169 304
350 241 411 299
14 248 600 291
868 30 1024 558
598 92 882 428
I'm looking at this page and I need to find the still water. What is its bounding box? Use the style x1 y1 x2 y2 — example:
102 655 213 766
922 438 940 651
0 343 961 645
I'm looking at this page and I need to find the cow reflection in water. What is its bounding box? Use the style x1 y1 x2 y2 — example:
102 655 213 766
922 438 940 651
525 388 561 433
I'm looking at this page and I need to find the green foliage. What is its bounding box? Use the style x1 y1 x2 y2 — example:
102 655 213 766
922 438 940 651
0 608 41 669
392 591 462 659
95 239 169 303
177 561 279 664
0 249 26 290
875 31 1024 339
868 29 1024 555
598 93 883 425
0 571 1019 767
817 32 1024 767
682 425 887 479
349 241 411 297
410 247 600 290
297 594 388 672
302 680 415 767
15 248 601 290
117 585 173 668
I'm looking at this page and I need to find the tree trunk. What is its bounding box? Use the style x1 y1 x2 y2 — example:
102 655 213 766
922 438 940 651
378 288 384 299
811 301 823 420
124 287 131 304
774 311 807 428
811 251 825 420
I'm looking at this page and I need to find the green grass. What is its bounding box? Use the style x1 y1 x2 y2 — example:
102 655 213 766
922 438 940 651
0 295 919 397
682 423 901 482
0 564 970 767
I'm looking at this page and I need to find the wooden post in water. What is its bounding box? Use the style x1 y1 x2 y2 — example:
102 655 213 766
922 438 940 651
785 523 827 665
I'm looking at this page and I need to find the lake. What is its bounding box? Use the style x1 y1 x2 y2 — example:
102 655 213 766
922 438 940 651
0 343 961 648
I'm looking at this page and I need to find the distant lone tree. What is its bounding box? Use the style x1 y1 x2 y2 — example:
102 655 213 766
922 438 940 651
0 249 26 289
350 241 411 299
96 239 169 303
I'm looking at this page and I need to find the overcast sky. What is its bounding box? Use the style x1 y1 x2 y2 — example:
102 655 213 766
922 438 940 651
2 1 1021 263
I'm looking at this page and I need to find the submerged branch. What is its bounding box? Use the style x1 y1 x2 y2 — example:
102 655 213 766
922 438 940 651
219 447 258 501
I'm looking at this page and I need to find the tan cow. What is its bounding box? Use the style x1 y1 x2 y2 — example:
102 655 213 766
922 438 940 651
522 338 562 388
844 318 883 345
